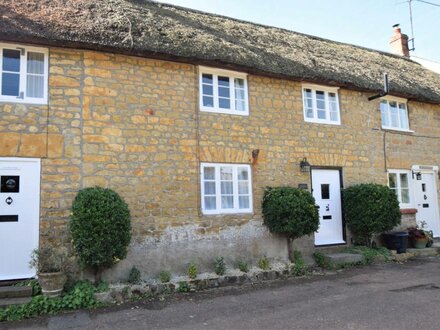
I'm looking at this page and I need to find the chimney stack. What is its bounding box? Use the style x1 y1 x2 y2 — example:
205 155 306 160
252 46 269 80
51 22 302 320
389 24 410 57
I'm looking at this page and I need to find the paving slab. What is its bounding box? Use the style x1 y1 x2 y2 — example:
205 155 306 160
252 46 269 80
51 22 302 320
47 311 91 329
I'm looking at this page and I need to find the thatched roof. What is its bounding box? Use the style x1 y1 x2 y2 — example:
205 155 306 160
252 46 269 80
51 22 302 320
1 0 440 104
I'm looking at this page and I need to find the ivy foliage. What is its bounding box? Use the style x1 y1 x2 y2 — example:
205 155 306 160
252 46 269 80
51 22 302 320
70 187 131 280
0 281 101 322
262 187 319 239
343 184 401 246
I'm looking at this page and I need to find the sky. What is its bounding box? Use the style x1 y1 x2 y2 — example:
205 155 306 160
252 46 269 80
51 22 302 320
156 0 440 63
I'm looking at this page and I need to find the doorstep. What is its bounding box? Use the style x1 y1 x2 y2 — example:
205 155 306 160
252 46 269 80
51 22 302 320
406 243 440 257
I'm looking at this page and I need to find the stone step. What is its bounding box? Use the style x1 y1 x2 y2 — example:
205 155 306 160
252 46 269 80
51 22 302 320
0 296 32 308
0 285 33 299
325 253 364 265
406 247 440 257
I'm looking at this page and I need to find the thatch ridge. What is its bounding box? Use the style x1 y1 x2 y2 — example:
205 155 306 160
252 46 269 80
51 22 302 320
1 0 439 104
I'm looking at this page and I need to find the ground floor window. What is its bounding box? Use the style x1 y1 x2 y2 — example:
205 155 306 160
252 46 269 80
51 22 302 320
388 170 411 208
201 163 252 215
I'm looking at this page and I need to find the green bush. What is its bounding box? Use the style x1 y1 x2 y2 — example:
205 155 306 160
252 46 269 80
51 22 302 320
262 187 319 261
159 271 171 283
187 263 198 279
177 281 190 293
70 187 131 284
128 266 141 284
258 256 270 270
343 184 401 246
237 261 249 273
214 257 226 276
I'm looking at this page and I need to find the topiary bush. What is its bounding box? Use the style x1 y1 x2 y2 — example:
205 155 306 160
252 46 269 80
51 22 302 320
70 187 131 284
343 183 401 247
262 187 319 261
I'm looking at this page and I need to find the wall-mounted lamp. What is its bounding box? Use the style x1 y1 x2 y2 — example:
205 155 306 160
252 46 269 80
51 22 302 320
300 157 311 173
412 170 422 180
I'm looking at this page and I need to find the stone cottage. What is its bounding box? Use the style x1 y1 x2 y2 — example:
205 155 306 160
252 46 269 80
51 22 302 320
0 0 439 281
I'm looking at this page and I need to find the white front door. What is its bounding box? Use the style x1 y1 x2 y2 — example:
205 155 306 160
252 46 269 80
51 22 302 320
312 169 345 246
414 172 440 237
0 158 40 280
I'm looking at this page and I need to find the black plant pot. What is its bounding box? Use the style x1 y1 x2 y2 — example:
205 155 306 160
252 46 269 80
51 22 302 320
383 232 408 254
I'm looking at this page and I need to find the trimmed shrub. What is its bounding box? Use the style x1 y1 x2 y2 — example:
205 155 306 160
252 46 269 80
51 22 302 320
159 271 171 283
128 267 141 284
262 187 319 261
237 261 249 273
343 183 400 246
258 256 270 270
70 187 131 284
187 263 198 279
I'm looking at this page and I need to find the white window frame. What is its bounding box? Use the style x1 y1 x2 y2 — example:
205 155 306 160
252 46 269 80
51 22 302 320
199 66 249 116
380 96 411 132
0 43 48 105
200 163 253 215
387 169 413 209
302 84 341 125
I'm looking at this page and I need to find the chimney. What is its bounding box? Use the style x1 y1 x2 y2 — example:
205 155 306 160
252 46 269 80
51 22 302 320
389 24 410 57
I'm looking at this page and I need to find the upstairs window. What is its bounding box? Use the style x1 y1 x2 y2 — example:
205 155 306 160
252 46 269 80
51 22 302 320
0 44 48 104
388 170 411 208
199 67 249 116
380 97 409 131
201 163 252 215
302 84 341 125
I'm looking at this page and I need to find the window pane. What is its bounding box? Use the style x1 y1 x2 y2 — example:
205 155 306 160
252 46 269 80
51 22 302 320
204 196 216 210
317 109 326 119
401 188 410 204
221 181 233 194
27 52 44 74
321 184 330 199
238 182 249 194
202 84 213 95
220 167 233 180
234 78 244 89
204 167 215 180
316 91 325 109
388 173 397 188
330 110 338 122
235 88 245 100
221 196 234 209
400 173 409 188
1 72 20 96
218 76 230 86
203 96 214 107
26 75 44 98
304 89 312 98
2 49 20 72
389 101 398 127
237 168 248 180
219 98 230 109
239 196 250 209
204 181 216 195
399 103 409 129
218 87 230 98
380 101 389 127
235 100 245 111
202 74 213 84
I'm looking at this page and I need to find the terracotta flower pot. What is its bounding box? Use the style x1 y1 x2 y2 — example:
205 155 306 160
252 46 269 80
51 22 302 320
414 237 428 249
38 271 67 297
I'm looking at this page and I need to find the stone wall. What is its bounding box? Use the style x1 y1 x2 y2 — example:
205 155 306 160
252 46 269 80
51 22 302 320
0 46 439 281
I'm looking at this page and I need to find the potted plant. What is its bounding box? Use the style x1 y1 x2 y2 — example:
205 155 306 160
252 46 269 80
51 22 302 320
29 247 67 297
407 221 433 249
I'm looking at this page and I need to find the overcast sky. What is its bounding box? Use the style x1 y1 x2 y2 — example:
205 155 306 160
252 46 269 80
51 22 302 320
156 0 440 63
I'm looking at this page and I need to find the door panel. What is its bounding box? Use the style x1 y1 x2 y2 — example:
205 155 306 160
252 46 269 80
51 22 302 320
0 158 40 280
312 169 345 245
414 172 440 237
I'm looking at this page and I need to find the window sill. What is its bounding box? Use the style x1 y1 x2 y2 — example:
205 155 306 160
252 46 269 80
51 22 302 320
0 98 47 105
201 210 253 216
200 107 249 116
381 127 414 134
304 118 341 126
